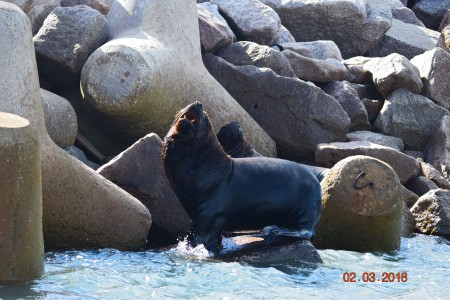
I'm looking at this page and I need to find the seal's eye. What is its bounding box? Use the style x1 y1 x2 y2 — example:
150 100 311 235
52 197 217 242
182 111 197 124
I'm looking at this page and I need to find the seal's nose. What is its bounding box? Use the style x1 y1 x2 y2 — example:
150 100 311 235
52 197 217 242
193 101 203 111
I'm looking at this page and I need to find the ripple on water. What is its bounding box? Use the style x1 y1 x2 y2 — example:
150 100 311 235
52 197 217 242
0 234 449 299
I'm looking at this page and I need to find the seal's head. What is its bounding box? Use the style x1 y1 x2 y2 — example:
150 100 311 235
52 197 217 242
216 121 244 153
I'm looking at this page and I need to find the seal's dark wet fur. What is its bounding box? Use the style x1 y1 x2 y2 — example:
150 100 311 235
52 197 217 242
162 102 322 253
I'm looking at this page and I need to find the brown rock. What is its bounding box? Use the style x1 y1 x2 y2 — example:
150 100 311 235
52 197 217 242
402 185 419 208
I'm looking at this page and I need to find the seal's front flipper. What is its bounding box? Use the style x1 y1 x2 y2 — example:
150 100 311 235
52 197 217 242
262 226 313 245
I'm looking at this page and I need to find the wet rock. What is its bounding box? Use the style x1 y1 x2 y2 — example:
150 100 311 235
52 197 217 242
361 98 383 124
342 56 373 84
282 50 350 83
41 89 77 149
439 9 450 31
260 0 392 58
364 53 423 97
412 0 450 30
315 141 420 184
314 155 403 252
374 89 449 151
0 112 44 281
411 48 450 111
321 81 370 131
273 25 295 44
405 176 439 196
204 53 350 161
216 41 296 77
210 0 281 45
34 5 108 89
1 1 152 251
419 161 450 189
402 202 416 237
199 2 236 42
437 24 450 53
369 19 439 59
411 189 450 238
64 146 99 170
82 0 276 157
60 0 109 15
98 133 192 241
279 41 343 61
402 185 420 208
392 7 425 27
346 131 404 152
197 4 233 53
27 0 60 35
425 116 450 172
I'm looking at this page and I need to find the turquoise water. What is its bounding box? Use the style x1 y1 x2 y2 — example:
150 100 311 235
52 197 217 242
1 234 449 299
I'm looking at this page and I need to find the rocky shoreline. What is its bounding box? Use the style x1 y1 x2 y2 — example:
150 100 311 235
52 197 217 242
2 0 450 280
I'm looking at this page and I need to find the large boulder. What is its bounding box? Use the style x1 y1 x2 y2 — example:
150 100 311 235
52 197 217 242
197 4 233 53
425 116 450 173
260 0 392 58
342 56 373 84
411 48 450 111
419 160 450 190
412 0 450 30
369 19 439 59
204 53 350 161
216 41 296 77
374 89 449 151
346 131 404 152
199 2 236 41
273 25 295 44
405 176 440 197
210 0 281 46
392 7 425 27
33 5 108 90
315 141 420 184
0 112 44 281
82 0 276 157
0 1 152 250
279 41 343 61
402 202 416 237
314 156 403 252
27 0 60 35
411 189 450 238
60 0 110 15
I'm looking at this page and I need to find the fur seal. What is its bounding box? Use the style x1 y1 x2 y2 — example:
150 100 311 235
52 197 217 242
217 121 329 182
162 102 322 253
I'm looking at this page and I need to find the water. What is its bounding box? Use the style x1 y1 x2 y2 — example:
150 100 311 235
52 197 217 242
1 234 449 299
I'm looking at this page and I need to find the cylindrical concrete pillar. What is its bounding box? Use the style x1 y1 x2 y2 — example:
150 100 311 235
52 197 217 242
0 112 44 280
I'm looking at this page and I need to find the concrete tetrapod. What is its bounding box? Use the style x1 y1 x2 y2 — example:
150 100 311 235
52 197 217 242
81 0 276 156
0 2 151 251
0 112 44 281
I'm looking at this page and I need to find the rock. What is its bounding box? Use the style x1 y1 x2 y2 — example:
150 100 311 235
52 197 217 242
217 236 322 265
0 112 44 281
369 19 439 59
260 0 392 58
402 201 416 237
350 83 383 101
97 133 192 241
439 9 450 31
419 161 450 189
361 98 383 124
314 155 403 252
405 150 425 160
82 0 276 157
315 141 420 184
33 5 108 90
425 116 450 172
346 131 404 152
437 24 450 53
273 25 295 44
411 189 450 238
64 146 99 170
282 50 350 83
216 41 296 77
210 0 281 45
199 2 236 41
342 56 373 84
41 89 77 149
204 53 350 161
279 41 343 61
374 89 449 151
197 4 233 53
60 0 110 15
321 81 371 131
412 0 450 30
364 53 423 97
411 48 450 110
392 7 425 27
402 185 420 208
27 0 60 35
405 176 440 196
0 1 152 250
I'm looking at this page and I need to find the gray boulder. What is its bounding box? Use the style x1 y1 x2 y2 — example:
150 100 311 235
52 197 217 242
27 0 60 35
199 2 236 41
315 141 420 184
374 89 449 151
346 131 404 152
321 81 370 131
369 19 439 59
211 0 281 45
61 0 110 15
412 0 450 30
402 202 416 237
282 50 350 83
402 185 420 208
405 176 440 196
392 7 425 27
216 41 296 77
64 146 99 170
364 53 423 97
425 116 450 173
419 161 450 190
411 48 450 111
342 56 373 84
279 41 342 61
197 4 233 53
33 5 108 89
273 25 295 44
361 98 383 124
260 0 392 58
437 24 450 53
411 189 450 238
204 54 350 161
439 9 450 31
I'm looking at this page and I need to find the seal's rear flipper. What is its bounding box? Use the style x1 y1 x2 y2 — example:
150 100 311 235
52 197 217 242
262 226 313 245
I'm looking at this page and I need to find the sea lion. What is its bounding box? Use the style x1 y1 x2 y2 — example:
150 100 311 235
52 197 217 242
162 101 322 253
217 121 329 182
